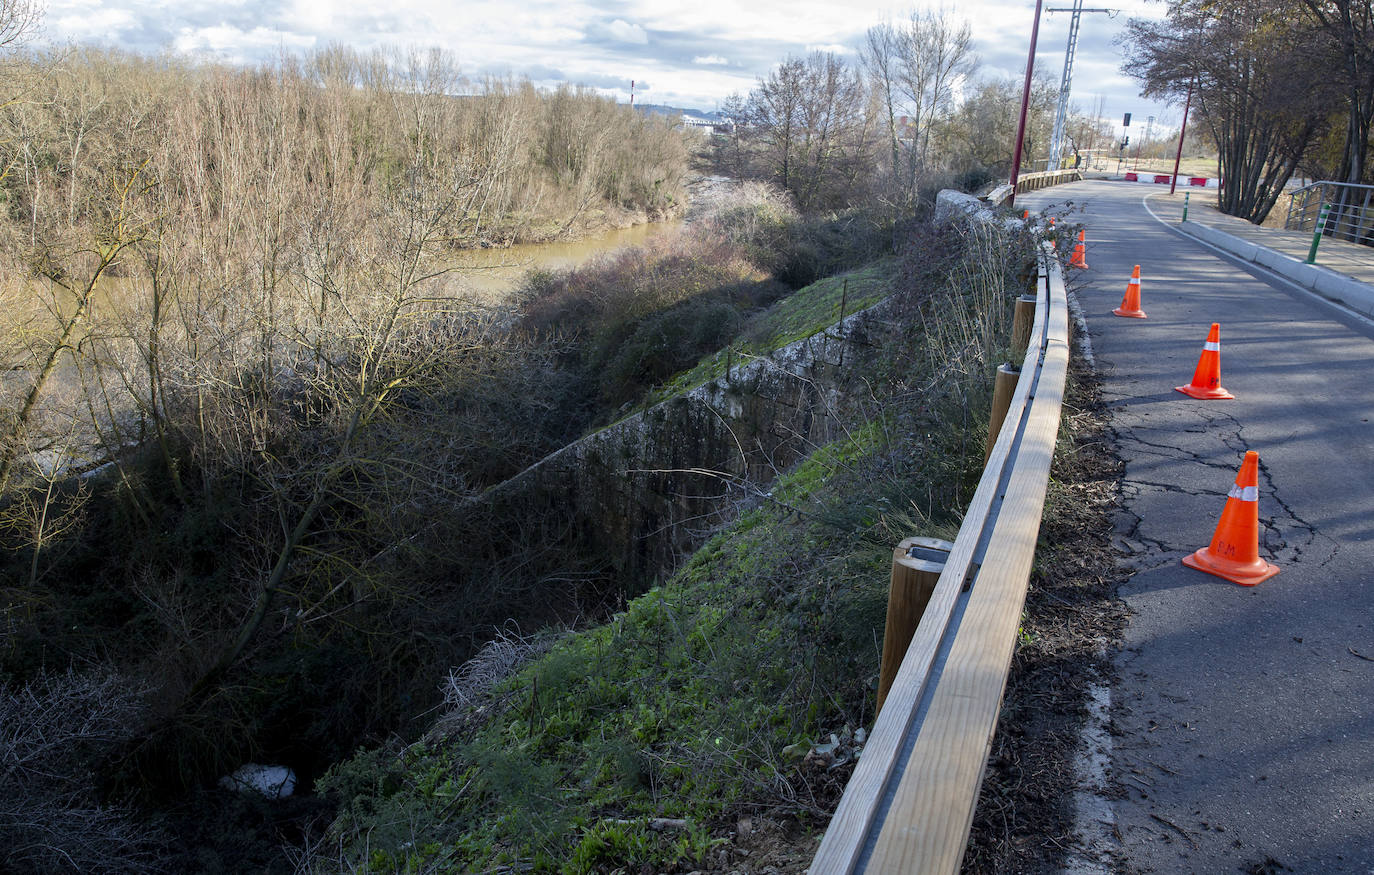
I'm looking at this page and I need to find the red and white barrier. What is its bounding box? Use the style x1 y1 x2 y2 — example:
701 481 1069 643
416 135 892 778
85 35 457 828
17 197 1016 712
1123 171 1222 188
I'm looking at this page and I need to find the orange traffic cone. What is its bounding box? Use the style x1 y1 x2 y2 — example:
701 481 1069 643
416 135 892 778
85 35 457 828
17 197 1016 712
1182 450 1280 586
1175 323 1234 399
1113 265 1146 318
1070 229 1089 269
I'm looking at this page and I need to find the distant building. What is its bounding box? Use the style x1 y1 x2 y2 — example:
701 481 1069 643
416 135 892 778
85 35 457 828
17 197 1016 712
679 114 718 132
636 103 734 134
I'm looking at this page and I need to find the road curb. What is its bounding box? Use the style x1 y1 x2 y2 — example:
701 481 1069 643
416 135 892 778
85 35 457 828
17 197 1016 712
1176 220 1374 319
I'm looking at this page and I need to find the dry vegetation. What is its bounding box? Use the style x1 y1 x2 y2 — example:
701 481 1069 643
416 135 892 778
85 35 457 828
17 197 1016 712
0 36 710 871
305 219 1040 875
0 31 916 868
0 5 1093 870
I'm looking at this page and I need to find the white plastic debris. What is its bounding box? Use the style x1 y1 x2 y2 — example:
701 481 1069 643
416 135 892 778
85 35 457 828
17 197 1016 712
218 763 298 799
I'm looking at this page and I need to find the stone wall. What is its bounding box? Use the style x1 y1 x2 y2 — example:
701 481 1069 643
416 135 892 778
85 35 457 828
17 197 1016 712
452 300 891 588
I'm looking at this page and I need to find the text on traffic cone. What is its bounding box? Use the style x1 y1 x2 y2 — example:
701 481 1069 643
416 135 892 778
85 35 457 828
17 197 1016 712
1181 450 1280 586
1175 322 1234 399
1113 265 1146 318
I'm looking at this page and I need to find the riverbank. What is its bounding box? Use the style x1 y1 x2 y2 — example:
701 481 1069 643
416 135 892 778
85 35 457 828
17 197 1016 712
304 217 1036 874
444 174 753 301
0 184 902 871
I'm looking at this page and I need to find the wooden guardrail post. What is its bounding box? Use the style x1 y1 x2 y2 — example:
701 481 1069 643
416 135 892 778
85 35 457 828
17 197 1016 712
812 242 1068 875
876 537 953 715
985 363 1020 462
1011 293 1037 362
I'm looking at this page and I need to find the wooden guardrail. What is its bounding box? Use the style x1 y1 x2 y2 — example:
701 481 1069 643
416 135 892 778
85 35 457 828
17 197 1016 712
810 243 1070 873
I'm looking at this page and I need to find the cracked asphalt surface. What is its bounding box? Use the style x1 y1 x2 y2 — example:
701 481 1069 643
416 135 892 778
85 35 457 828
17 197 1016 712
1020 180 1374 873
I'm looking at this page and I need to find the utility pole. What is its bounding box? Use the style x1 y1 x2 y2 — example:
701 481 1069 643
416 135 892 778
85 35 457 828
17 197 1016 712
1168 82 1194 195
1009 0 1046 208
1141 114 1155 170
1045 1 1116 172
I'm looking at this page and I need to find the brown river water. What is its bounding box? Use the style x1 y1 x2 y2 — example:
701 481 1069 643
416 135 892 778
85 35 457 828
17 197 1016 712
447 220 683 299
3 218 684 474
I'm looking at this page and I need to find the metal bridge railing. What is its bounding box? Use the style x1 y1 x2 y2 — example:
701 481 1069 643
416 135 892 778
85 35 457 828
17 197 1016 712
1285 181 1374 247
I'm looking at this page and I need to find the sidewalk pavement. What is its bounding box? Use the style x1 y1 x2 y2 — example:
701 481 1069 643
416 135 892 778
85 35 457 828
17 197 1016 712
1142 190 1374 319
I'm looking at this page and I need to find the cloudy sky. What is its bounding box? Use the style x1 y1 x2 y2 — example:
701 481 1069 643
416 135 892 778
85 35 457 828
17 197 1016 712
39 0 1179 128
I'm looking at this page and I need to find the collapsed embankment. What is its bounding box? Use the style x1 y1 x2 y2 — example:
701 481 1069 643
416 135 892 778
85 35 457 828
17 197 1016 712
2 182 1051 873
464 293 887 586
310 208 1044 874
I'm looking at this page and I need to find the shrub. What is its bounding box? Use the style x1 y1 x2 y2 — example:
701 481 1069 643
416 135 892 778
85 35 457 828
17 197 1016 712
691 182 895 287
954 165 999 194
315 211 1042 873
597 297 744 407
690 181 800 273
515 228 786 420
0 669 167 873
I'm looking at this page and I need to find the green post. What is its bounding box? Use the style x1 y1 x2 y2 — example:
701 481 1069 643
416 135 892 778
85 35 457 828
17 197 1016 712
1182 191 1190 223
1306 203 1331 264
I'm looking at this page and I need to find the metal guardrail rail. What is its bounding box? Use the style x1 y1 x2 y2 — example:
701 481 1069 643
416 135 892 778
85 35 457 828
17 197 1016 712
987 169 1084 206
1285 180 1374 247
810 244 1070 873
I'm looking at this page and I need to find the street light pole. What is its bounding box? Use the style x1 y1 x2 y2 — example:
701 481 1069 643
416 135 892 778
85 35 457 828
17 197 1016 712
1009 0 1045 210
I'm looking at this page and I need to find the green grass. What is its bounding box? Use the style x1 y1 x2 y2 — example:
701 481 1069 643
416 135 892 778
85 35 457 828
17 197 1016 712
317 412 952 872
315 224 1031 873
637 258 898 410
744 258 896 350
317 379 994 873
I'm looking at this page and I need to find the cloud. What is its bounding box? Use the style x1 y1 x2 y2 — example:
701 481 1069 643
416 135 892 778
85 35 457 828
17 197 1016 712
172 24 317 62
279 0 336 32
590 18 649 45
35 0 1174 115
50 6 137 40
519 63 568 83
575 71 638 91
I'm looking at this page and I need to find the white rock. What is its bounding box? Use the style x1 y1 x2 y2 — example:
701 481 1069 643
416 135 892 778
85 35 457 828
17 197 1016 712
218 763 298 799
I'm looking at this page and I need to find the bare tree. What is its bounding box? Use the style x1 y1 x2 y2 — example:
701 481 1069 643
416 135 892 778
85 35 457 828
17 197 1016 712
1298 0 1374 187
710 92 752 179
0 0 39 51
1124 0 1337 222
0 163 153 493
945 75 1057 175
863 10 978 200
863 22 905 181
744 52 875 211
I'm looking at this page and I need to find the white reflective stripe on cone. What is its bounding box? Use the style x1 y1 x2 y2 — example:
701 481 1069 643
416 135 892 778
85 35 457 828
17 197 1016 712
1204 342 1221 351
1227 485 1259 501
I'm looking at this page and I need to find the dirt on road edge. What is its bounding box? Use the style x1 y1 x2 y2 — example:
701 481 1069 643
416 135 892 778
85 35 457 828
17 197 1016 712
962 346 1130 874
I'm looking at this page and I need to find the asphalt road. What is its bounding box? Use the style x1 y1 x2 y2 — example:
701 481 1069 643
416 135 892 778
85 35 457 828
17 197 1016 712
1019 180 1374 873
